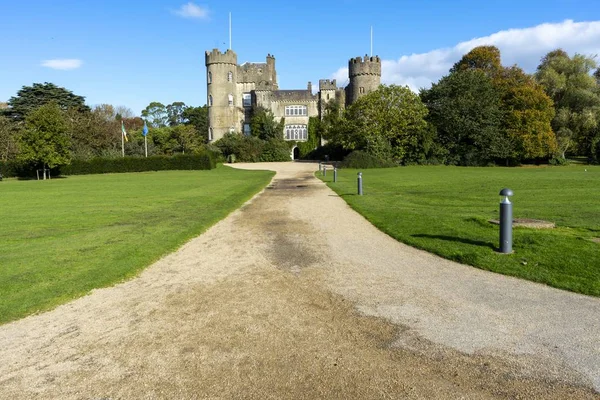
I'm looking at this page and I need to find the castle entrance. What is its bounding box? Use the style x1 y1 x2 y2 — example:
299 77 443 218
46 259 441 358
293 147 300 160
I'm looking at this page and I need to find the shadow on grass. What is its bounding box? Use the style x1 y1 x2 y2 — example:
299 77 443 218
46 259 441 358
412 233 496 250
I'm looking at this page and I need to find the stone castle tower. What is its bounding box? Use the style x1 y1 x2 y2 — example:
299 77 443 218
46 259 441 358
205 49 278 141
346 55 381 106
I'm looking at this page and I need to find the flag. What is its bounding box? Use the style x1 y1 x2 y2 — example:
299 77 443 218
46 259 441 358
121 121 128 142
142 121 149 137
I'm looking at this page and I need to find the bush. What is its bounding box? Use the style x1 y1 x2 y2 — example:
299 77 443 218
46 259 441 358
59 152 216 176
259 139 291 162
340 150 397 169
303 142 350 161
549 156 569 166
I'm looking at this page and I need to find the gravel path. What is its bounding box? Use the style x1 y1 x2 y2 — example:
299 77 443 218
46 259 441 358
0 162 598 399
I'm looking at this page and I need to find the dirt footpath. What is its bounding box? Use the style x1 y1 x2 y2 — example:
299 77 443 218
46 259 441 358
0 162 598 399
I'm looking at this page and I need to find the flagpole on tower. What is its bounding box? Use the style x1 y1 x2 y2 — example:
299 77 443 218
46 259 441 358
370 26 373 57
229 12 232 50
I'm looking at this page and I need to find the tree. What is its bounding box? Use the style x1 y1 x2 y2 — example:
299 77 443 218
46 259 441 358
18 103 71 169
4 82 90 121
342 85 429 163
166 102 188 126
535 50 600 158
450 46 502 75
497 67 557 160
250 107 283 140
141 102 168 128
183 105 208 142
0 116 19 162
421 69 505 165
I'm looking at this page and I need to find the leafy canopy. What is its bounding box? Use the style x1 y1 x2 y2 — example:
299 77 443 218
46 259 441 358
5 82 90 121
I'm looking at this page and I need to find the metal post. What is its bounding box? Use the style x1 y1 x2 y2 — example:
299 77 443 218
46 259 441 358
357 172 363 195
319 162 322 172
499 188 513 253
323 165 327 176
333 168 337 182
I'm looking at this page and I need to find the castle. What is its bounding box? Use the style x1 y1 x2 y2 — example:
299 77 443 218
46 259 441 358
205 48 381 153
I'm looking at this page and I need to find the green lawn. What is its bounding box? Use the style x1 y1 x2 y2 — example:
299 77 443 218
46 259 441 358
321 165 600 296
0 166 274 324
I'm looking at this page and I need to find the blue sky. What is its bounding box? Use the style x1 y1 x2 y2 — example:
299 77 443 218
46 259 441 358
1 0 599 115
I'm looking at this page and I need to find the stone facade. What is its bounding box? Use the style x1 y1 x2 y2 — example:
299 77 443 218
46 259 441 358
205 49 381 143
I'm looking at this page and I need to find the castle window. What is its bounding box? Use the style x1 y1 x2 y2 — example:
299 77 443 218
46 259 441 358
284 124 308 141
209 95 213 106
243 93 251 107
327 93 330 100
359 87 365 94
208 71 212 84
243 124 251 136
285 105 307 116
229 126 235 133
209 127 213 141
228 71 233 82
228 94 234 106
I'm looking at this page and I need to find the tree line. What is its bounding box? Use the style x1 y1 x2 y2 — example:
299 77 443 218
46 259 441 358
320 46 600 166
0 83 208 170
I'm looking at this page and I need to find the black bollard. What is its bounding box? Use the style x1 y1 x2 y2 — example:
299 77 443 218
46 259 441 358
499 188 514 253
357 172 363 195
333 168 337 182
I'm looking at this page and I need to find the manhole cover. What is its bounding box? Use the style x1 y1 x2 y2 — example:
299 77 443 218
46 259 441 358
488 218 555 229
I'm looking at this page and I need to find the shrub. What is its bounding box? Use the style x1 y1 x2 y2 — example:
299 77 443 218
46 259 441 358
340 150 396 169
549 156 569 166
259 139 291 162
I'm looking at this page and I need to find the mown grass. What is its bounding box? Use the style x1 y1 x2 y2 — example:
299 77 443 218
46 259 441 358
0 166 274 324
321 165 600 296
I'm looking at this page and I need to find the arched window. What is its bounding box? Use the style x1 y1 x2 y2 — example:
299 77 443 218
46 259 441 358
208 95 213 106
208 71 212 84
229 126 235 133
209 127 213 141
228 94 234 106
327 93 330 100
227 71 233 82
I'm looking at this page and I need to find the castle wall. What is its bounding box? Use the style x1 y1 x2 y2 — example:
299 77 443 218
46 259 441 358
205 48 381 143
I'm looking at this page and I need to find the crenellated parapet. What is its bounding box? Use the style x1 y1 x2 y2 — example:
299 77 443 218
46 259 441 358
319 79 337 91
205 48 238 66
348 55 381 77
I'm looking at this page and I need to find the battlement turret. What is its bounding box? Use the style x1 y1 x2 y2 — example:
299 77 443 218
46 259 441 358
319 79 337 91
346 54 381 106
205 49 238 66
348 54 381 77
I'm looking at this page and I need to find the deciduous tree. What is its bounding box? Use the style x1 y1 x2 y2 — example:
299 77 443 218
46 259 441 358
166 102 188 126
141 102 168 128
535 50 600 158
18 103 71 169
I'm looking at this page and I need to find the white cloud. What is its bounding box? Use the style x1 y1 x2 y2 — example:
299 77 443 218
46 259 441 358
331 20 600 91
172 2 208 19
41 59 83 70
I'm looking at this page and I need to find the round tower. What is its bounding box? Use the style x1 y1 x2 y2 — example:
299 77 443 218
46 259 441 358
205 49 238 142
347 55 381 105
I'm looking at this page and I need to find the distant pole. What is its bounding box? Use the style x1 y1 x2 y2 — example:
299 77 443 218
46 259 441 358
370 26 373 57
144 136 148 158
121 127 125 158
229 12 232 50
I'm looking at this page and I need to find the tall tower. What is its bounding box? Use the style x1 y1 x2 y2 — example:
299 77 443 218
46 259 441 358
346 55 381 106
205 49 239 142
318 79 337 119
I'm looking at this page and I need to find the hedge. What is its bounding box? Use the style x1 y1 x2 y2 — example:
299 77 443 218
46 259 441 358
0 153 216 178
60 153 216 175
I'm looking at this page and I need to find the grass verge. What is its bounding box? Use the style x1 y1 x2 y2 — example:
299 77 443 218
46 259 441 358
0 165 274 324
320 165 600 296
